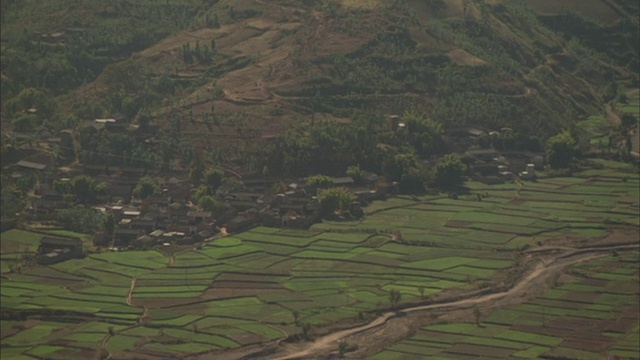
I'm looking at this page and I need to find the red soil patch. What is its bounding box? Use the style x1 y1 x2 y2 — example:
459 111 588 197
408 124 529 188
212 281 283 289
445 220 473 228
444 343 514 358
580 278 610 287
564 291 600 303
561 336 613 352
534 298 588 309
199 287 289 301
622 305 640 319
228 332 266 346
545 317 601 330
512 324 568 338
605 318 638 333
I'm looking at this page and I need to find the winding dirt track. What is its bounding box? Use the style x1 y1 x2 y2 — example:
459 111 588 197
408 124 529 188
271 244 639 360
126 278 137 306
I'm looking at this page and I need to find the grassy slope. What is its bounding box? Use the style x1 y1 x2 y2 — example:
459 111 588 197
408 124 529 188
2 0 637 141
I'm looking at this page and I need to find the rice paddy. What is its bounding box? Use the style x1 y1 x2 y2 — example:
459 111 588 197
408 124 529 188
1 160 638 358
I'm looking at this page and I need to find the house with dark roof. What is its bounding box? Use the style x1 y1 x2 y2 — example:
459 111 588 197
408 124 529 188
16 160 48 171
37 237 84 264
113 228 144 247
132 235 156 250
128 218 157 233
83 164 108 176
331 177 355 187
187 211 213 224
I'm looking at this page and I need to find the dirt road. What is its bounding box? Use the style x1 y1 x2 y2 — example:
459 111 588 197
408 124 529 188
270 244 639 360
127 278 137 306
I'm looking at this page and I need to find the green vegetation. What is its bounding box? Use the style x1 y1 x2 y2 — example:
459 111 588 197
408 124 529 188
1 0 639 358
2 162 637 358
372 252 640 359
318 187 358 217
546 131 579 169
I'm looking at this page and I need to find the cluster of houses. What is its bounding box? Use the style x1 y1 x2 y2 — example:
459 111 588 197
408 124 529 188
4 116 548 260
8 151 386 254
221 175 382 232
463 148 544 185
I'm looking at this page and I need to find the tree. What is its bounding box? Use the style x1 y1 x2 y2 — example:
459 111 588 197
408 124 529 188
198 195 223 212
473 306 482 327
292 310 300 326
1 183 24 218
433 154 466 188
306 174 333 189
134 178 158 200
318 187 356 216
346 164 364 184
190 157 205 184
383 152 417 182
202 44 212 64
16 173 37 194
70 175 105 204
301 322 312 340
389 289 402 307
381 152 427 193
11 114 36 132
403 110 445 157
56 207 103 233
203 168 225 194
546 131 578 169
338 340 349 358
400 166 425 193
121 96 139 119
621 113 637 130
182 43 193 64
101 213 116 239
194 40 202 61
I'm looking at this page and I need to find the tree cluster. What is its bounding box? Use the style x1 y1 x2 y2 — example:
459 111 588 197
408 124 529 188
317 187 357 217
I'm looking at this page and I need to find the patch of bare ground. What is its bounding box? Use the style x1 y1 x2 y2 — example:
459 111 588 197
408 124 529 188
1 319 41 339
133 287 289 309
199 287 290 300
447 48 488 66
137 28 219 59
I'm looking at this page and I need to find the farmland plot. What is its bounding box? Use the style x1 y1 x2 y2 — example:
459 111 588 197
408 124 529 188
372 252 640 359
1 162 638 358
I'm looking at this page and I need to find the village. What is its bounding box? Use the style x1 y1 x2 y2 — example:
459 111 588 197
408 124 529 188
2 114 545 265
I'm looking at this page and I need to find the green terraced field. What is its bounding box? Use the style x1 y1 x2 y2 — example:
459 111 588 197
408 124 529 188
1 161 638 359
371 252 640 359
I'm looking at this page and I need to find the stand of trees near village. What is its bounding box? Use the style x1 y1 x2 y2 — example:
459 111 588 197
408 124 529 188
1 0 638 229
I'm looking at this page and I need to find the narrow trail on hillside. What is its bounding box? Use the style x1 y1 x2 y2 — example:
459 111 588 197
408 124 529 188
127 278 137 306
97 334 112 360
270 244 639 360
606 103 622 126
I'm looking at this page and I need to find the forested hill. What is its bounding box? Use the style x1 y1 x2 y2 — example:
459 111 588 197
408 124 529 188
1 0 638 157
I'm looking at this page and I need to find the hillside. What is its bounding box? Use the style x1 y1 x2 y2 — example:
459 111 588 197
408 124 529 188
1 0 638 173
3 0 638 128
1 2 639 359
